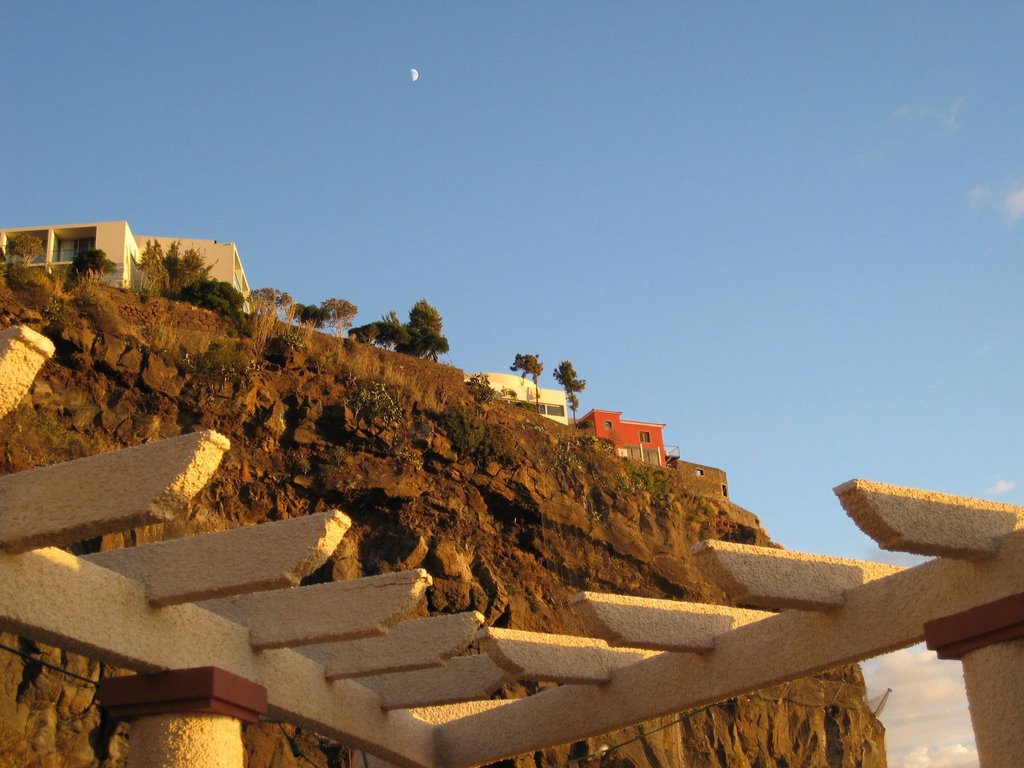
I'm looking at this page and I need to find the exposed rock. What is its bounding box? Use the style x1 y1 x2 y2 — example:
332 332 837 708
60 324 95 353
430 540 474 581
398 535 429 570
117 346 143 375
263 400 287 438
92 334 127 371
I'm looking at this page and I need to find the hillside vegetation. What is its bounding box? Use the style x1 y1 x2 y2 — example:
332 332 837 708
0 278 886 768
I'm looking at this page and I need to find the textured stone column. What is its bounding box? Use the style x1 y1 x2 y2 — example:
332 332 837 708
924 592 1024 768
125 713 243 768
98 667 267 768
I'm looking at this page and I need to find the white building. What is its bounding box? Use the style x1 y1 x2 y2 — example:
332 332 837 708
473 372 569 425
0 220 250 299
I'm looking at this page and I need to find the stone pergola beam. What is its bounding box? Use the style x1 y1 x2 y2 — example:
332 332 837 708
0 431 231 554
410 700 513 724
360 655 510 711
0 325 55 418
304 611 484 680
435 528 1024 767
200 570 431 649
0 547 436 768
691 540 903 610
570 592 773 651
478 627 655 684
835 478 1024 559
84 511 351 606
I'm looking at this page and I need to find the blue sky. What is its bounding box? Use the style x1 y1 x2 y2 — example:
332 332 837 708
3 5 1021 764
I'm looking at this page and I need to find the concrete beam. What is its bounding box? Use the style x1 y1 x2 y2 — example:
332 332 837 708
0 547 436 768
411 700 513 724
200 570 431 650
478 627 655 684
570 592 773 651
436 528 1024 768
691 540 902 610
835 478 1024 559
303 612 484 680
360 655 509 710
0 431 230 554
0 325 54 418
84 511 351 606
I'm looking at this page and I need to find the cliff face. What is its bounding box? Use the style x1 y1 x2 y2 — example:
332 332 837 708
0 281 886 767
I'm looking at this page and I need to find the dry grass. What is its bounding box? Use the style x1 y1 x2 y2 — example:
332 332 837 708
334 341 458 412
0 407 117 473
135 322 222 358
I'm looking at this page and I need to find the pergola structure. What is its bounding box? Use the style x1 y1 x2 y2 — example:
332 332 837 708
1 323 1022 767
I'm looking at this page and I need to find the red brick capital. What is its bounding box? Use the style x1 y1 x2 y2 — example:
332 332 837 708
924 591 1024 660
98 667 267 723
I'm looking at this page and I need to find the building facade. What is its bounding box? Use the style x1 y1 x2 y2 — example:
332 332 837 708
577 408 667 466
0 221 250 299
672 459 730 499
474 372 569 425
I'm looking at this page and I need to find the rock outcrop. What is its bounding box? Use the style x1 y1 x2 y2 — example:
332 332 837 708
0 282 886 767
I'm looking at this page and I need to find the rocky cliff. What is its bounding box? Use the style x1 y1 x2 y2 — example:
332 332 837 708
0 280 887 767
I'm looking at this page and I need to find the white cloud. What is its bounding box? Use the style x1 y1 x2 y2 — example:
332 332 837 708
967 185 991 205
861 645 976 767
899 743 978 768
894 100 962 137
974 338 1003 358
940 100 962 136
984 479 1016 494
1005 188 1024 221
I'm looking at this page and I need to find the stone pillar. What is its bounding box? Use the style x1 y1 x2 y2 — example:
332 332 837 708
98 667 267 768
924 592 1024 768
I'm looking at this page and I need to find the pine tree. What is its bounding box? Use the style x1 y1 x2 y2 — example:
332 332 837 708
553 360 586 423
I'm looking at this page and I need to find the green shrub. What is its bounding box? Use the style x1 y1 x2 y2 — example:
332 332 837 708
179 279 244 325
465 373 496 404
68 249 116 282
184 340 259 384
437 405 516 464
72 283 124 337
4 262 49 289
352 381 403 428
623 462 673 496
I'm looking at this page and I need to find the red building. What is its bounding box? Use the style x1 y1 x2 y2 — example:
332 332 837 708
577 409 668 466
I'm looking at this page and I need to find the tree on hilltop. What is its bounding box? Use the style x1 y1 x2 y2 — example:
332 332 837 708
321 298 358 337
296 303 330 330
398 299 449 361
553 360 586 423
4 233 44 266
511 353 544 411
139 239 211 297
350 300 449 361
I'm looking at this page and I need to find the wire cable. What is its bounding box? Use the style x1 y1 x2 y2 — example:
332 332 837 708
548 703 719 768
0 642 98 686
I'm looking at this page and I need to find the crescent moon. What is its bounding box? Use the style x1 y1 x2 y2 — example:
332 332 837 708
410 68 419 82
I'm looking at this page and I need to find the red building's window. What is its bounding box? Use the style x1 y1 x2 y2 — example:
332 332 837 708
639 431 651 443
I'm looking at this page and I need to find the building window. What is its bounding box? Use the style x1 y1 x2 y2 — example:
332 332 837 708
603 420 612 430
722 484 728 497
695 468 704 476
54 237 95 262
638 431 651 443
538 404 565 417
